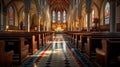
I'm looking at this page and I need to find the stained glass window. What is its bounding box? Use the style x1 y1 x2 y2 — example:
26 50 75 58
105 2 110 24
8 6 14 25
22 11 25 26
58 11 61 21
63 11 66 23
52 11 55 23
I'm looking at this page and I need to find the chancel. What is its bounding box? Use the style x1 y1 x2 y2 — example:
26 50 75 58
0 0 120 67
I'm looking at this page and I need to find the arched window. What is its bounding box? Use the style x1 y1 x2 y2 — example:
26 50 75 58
22 11 25 26
58 11 61 21
92 10 95 22
104 2 110 24
52 11 55 23
63 11 66 23
8 6 14 26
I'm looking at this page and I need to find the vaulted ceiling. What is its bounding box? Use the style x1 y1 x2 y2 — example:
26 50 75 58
49 0 71 12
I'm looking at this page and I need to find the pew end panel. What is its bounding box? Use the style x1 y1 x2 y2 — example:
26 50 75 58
0 40 14 67
19 37 29 63
32 35 38 54
96 39 120 67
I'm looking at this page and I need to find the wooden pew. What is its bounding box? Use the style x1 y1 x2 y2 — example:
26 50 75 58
0 40 14 67
67 32 120 61
0 31 53 55
0 32 38 54
84 33 120 60
28 31 53 49
96 38 120 67
75 32 91 52
16 37 29 64
2 37 29 64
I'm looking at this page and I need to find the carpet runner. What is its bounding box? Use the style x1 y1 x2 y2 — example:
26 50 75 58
22 34 93 67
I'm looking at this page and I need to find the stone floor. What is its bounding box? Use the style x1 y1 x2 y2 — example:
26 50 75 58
21 34 93 67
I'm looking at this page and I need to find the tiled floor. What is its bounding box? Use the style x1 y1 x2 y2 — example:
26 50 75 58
33 34 80 67
22 34 93 67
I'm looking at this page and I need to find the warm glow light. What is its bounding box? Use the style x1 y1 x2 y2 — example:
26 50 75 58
55 27 64 32
6 25 9 31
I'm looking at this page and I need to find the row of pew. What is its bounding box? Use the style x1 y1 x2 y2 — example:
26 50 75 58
0 31 54 67
65 31 120 67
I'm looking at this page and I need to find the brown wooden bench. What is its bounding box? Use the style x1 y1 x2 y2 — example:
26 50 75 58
16 37 29 64
0 32 38 54
96 38 120 67
0 31 54 54
85 34 120 59
0 40 14 67
66 32 120 61
1 37 29 64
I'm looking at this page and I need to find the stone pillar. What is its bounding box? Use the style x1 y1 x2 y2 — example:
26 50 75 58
73 21 75 31
0 2 2 30
67 22 69 31
110 0 116 32
25 10 30 32
73 10 76 31
38 11 41 32
71 22 72 31
86 0 91 32
43 20 45 31
78 3 82 31
3 9 7 31
78 17 81 31
68 17 70 31
86 9 91 32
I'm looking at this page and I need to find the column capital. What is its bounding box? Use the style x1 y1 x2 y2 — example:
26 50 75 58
86 9 92 14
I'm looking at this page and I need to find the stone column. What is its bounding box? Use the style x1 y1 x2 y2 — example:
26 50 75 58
110 0 116 32
67 21 69 31
78 3 81 31
78 17 81 31
38 11 41 32
72 20 75 31
3 9 7 31
0 2 2 30
71 21 72 31
73 10 76 31
86 9 91 32
25 10 30 32
43 20 45 31
86 0 91 32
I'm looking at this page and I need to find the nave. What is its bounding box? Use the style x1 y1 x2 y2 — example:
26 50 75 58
22 34 93 67
1 0 120 67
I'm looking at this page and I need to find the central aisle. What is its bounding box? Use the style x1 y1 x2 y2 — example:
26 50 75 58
33 34 80 67
22 34 93 67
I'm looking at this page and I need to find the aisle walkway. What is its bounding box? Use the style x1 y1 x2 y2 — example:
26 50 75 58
22 34 93 67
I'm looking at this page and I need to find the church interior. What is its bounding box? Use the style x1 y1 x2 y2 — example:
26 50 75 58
0 0 120 67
